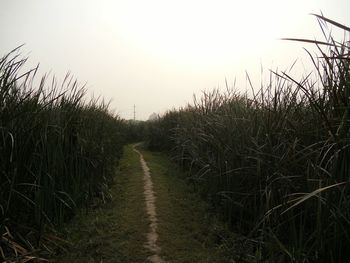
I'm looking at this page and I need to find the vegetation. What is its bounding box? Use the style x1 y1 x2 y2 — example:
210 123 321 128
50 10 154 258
56 145 149 262
2 13 349 263
0 47 127 261
146 15 350 262
124 120 147 143
58 144 234 262
140 146 235 262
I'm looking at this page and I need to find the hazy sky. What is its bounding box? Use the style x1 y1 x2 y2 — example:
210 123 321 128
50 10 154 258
1 0 350 120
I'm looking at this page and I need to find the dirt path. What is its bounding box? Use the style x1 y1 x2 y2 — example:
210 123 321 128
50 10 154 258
133 144 166 263
55 144 234 262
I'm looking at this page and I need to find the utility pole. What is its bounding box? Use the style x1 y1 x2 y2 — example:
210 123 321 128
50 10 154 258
133 104 136 121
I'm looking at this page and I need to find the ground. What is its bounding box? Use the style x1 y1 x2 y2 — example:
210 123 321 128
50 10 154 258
54 144 234 262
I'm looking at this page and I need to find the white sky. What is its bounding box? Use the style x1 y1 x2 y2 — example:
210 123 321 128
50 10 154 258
1 0 350 120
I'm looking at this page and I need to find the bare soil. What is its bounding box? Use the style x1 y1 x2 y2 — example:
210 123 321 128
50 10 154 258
134 144 166 263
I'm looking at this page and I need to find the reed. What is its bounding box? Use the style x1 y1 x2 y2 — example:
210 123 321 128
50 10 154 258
146 15 350 262
0 48 126 261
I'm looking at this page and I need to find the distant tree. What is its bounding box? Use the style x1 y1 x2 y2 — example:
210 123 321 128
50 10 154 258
148 112 159 121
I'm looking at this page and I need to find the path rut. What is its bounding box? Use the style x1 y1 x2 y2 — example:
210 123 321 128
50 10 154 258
133 145 166 263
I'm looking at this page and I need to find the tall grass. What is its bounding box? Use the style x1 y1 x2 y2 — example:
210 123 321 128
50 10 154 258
0 48 126 261
146 15 350 262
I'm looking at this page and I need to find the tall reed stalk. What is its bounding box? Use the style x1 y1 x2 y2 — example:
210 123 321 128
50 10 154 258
146 15 350 262
0 48 126 261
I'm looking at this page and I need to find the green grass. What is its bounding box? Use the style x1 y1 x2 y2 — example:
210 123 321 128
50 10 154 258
56 144 237 262
140 146 235 263
54 145 149 262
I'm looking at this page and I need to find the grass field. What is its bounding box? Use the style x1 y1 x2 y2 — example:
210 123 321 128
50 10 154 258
141 146 235 262
56 144 236 262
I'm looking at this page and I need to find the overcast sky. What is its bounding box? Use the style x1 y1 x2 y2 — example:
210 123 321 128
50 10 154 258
1 0 350 120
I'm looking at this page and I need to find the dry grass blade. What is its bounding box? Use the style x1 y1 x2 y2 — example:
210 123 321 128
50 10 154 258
281 38 336 47
282 182 346 215
312 13 350 32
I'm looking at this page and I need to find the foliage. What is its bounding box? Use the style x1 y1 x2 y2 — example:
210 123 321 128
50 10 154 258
146 15 350 262
0 48 126 261
123 120 147 143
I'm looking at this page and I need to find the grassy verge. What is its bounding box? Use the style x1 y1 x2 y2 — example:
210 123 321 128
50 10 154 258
54 145 149 262
140 146 235 263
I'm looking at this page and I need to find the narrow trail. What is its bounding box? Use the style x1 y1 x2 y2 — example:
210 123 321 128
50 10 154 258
56 145 234 262
133 144 166 263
